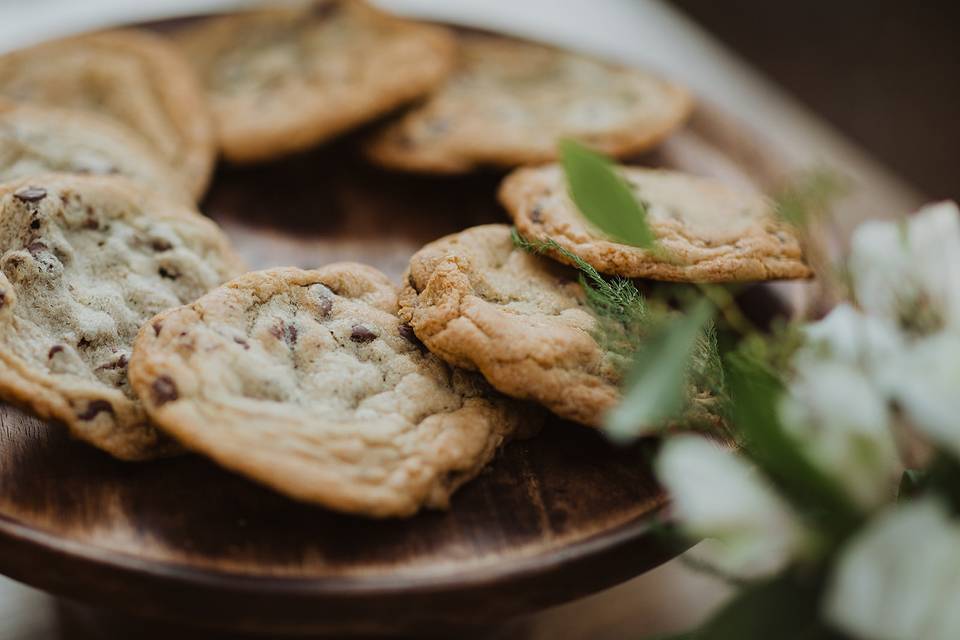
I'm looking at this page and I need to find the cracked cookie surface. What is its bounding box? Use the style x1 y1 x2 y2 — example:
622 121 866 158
0 29 216 200
0 174 244 460
0 101 190 201
172 0 455 163
399 224 623 427
129 264 539 518
501 165 812 282
366 34 692 173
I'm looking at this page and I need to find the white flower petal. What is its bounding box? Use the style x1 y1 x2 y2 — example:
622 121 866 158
780 360 899 508
800 303 903 375
825 499 960 640
849 202 960 334
656 436 805 579
884 333 960 459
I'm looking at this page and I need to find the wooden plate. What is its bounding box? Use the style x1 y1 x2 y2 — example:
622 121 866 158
0 27 797 635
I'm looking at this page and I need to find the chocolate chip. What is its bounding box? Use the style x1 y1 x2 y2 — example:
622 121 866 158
234 337 250 350
14 186 46 203
97 354 128 371
48 345 64 359
83 216 99 231
270 320 299 346
150 239 172 252
152 321 163 337
77 400 114 421
310 0 340 20
29 219 40 230
151 376 179 406
531 205 543 223
77 337 91 349
0 290 5 308
317 296 333 318
398 324 427 352
27 241 47 255
350 325 377 343
158 267 178 280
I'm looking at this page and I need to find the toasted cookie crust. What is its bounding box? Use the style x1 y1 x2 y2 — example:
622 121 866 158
0 175 244 460
366 34 692 173
399 224 623 427
0 29 216 200
0 101 191 201
172 0 455 164
129 265 539 517
501 165 812 282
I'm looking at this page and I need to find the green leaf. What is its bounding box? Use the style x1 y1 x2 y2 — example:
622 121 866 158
773 168 847 229
689 572 844 640
915 453 960 512
605 299 714 442
898 469 925 500
560 139 656 248
725 353 861 541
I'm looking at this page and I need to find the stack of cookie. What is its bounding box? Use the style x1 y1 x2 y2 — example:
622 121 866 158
0 0 810 518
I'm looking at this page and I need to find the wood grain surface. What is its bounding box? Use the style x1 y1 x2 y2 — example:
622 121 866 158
0 59 799 635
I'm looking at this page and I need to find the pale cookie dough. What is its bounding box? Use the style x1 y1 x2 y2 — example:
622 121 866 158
501 164 812 282
0 101 191 202
399 224 625 427
173 0 455 163
129 264 540 517
366 34 692 173
0 29 216 200
0 175 244 460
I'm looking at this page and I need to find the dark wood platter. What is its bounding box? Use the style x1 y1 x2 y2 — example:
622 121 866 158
0 20 802 636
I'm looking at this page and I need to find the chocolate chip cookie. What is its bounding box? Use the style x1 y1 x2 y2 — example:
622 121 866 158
366 34 692 173
0 101 190 201
128 264 540 517
172 0 455 163
501 165 812 282
0 175 244 460
398 224 624 427
0 30 215 200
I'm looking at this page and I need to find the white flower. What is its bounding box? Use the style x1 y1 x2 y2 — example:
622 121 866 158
883 332 960 460
656 436 806 579
779 359 899 509
825 499 960 640
799 303 903 376
849 201 960 334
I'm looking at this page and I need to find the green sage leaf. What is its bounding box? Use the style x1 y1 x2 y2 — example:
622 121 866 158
605 299 714 441
560 139 656 248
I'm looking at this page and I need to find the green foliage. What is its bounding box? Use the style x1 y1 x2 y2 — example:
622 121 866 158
773 168 848 228
725 353 861 542
688 572 846 640
898 469 925 500
605 300 716 442
910 454 960 512
511 229 652 360
512 230 726 437
559 139 656 248
733 319 806 378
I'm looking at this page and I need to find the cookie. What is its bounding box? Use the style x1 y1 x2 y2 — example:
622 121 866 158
366 34 692 173
128 264 539 517
0 101 191 201
172 1 455 163
501 165 812 282
398 224 624 427
0 29 215 200
0 174 244 460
